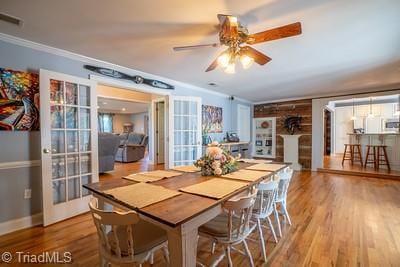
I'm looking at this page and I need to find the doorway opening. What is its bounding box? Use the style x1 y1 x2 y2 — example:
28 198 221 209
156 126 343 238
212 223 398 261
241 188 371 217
323 109 332 156
95 84 166 174
155 101 165 165
317 94 400 179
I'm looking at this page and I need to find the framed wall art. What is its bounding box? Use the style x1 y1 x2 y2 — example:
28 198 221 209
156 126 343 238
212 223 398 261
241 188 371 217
0 68 40 130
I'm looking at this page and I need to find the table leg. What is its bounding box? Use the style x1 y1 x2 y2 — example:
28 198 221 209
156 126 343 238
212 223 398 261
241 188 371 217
167 227 198 267
164 205 221 267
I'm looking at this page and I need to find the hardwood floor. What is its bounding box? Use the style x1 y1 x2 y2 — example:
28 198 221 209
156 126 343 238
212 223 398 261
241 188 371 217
1 161 400 266
319 154 400 180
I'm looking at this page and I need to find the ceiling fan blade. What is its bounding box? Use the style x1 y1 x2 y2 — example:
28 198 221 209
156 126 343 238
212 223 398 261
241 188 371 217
246 22 302 44
240 46 272 65
220 15 239 39
205 59 219 72
173 43 220 51
217 14 232 24
205 49 229 72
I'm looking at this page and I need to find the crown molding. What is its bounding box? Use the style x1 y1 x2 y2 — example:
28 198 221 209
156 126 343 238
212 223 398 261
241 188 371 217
253 84 400 105
0 33 253 103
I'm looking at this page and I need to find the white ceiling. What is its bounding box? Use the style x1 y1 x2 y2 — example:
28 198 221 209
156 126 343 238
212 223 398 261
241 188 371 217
1 0 400 102
97 97 149 114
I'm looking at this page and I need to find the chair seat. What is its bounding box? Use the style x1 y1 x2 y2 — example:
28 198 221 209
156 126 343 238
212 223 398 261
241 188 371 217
199 213 255 240
107 220 167 256
199 214 240 238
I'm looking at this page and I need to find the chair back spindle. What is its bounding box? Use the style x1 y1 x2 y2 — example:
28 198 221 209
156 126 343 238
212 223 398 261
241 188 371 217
222 191 257 242
276 169 294 202
89 198 138 260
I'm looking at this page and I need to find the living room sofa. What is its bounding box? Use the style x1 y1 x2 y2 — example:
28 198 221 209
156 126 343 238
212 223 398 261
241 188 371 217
98 132 120 173
115 133 149 162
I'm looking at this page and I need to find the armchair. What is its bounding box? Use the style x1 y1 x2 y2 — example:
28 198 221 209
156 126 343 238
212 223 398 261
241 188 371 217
115 133 149 162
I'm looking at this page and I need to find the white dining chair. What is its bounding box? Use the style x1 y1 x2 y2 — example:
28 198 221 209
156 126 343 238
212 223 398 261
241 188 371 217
252 179 279 262
198 190 258 267
89 198 169 267
275 168 294 227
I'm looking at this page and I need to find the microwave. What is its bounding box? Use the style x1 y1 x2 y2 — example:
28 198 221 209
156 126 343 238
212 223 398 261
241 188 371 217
384 119 400 131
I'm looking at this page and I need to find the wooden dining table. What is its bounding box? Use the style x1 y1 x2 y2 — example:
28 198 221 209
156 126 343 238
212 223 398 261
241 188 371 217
83 162 289 267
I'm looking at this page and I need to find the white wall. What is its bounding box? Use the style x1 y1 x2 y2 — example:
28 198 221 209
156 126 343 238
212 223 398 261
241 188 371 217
113 114 133 133
333 106 353 154
131 112 148 134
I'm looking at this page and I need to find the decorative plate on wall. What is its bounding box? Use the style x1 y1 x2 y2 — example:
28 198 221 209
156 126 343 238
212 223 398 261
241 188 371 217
261 121 269 129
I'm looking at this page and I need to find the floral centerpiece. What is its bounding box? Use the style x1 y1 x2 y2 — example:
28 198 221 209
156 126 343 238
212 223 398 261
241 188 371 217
194 141 240 176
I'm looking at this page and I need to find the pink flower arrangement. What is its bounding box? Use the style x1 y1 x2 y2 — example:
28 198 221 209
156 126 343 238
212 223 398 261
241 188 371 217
194 141 239 176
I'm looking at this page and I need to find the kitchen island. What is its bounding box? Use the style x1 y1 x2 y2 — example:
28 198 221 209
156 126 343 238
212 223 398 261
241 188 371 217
348 133 400 171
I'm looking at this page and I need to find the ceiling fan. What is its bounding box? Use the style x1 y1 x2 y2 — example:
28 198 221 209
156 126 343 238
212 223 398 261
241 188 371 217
173 14 302 73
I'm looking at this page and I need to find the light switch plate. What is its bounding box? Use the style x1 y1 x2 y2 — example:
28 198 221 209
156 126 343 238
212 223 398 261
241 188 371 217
24 189 32 199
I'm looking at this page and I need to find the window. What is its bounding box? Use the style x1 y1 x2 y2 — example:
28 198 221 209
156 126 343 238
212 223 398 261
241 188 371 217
98 113 113 133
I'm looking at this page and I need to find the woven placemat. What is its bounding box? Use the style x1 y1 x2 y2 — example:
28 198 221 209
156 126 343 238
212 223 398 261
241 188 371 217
104 183 181 208
172 165 201 173
123 173 166 183
179 178 248 199
246 163 286 172
237 158 273 164
221 169 271 182
139 170 183 178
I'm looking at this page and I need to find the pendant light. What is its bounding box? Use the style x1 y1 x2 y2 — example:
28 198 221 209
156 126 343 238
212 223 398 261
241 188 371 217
351 98 357 121
367 97 374 118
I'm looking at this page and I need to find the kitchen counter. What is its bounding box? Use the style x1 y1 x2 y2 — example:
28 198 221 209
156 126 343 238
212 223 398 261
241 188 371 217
202 142 250 157
202 141 250 147
347 133 400 171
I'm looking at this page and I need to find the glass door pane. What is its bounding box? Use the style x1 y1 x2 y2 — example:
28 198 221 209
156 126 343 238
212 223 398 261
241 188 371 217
171 97 201 167
41 69 98 226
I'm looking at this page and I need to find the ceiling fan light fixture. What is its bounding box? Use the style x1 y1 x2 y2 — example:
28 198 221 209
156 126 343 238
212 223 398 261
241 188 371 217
367 97 374 118
228 16 238 25
217 53 230 68
224 63 236 74
240 55 254 69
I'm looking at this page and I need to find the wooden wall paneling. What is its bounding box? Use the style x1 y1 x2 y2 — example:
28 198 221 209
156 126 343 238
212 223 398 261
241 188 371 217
254 99 312 169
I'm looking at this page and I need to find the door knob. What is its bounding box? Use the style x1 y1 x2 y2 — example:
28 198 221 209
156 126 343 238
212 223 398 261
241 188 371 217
43 148 51 154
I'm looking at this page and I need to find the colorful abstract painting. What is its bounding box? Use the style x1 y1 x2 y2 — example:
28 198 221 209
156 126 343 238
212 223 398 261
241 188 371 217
202 105 223 133
0 68 40 130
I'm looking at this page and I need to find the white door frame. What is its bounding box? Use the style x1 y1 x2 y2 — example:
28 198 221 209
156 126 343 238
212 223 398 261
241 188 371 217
311 89 400 170
40 69 98 226
151 97 168 166
90 75 171 165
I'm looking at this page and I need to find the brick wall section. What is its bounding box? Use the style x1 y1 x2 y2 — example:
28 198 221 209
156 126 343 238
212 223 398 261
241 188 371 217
254 99 312 169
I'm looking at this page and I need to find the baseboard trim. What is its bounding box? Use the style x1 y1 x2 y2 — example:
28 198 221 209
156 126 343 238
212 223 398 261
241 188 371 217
0 160 41 170
317 168 400 180
0 213 43 236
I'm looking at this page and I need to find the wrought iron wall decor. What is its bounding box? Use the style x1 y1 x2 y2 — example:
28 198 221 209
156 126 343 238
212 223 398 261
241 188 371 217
284 115 302 135
84 65 174 90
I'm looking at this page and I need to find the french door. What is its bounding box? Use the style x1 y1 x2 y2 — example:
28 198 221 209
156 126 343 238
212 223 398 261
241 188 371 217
168 96 202 167
40 69 98 226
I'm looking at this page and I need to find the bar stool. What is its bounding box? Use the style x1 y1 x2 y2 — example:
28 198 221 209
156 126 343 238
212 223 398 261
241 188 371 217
342 144 363 166
376 145 391 171
342 144 353 165
364 145 377 169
